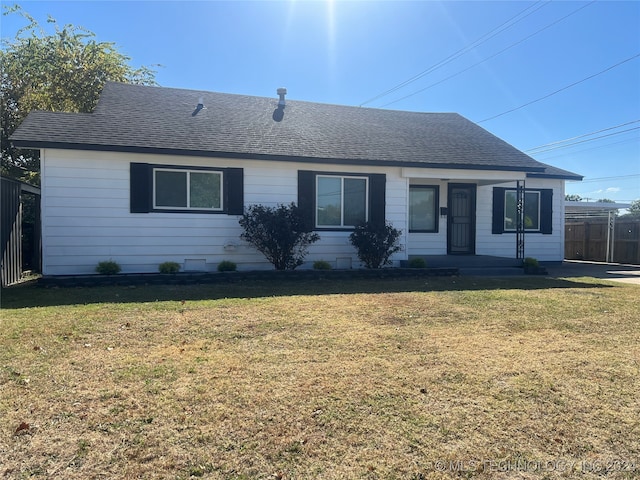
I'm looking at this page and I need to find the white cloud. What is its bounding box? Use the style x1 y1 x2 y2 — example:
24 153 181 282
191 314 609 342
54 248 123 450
606 187 621 193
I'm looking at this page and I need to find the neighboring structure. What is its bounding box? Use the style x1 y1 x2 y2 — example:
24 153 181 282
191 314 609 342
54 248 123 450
10 82 582 275
1 176 41 285
565 201 638 264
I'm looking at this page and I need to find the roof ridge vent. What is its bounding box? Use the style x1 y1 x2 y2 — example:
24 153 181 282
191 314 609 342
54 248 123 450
277 88 287 107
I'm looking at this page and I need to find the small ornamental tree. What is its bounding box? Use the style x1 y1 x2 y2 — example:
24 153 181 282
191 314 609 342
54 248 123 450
349 221 402 269
239 203 320 270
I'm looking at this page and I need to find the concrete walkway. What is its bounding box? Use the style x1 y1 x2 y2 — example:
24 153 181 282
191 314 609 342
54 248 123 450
545 260 640 285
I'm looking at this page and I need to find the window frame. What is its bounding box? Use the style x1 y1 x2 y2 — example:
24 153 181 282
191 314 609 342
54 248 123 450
315 174 369 229
152 166 224 212
503 189 541 232
408 184 440 233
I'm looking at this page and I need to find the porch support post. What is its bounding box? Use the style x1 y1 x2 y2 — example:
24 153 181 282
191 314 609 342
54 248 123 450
516 180 525 260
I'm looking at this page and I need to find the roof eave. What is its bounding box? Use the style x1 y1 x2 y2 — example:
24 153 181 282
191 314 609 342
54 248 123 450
526 172 584 181
11 140 546 173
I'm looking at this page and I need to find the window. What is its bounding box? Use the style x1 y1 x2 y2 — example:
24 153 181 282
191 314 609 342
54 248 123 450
154 168 222 210
504 190 540 231
130 163 244 215
298 171 386 230
492 187 552 235
409 185 439 232
316 175 368 227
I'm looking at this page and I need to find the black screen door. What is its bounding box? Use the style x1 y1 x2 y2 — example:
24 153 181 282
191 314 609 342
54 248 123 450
447 184 476 254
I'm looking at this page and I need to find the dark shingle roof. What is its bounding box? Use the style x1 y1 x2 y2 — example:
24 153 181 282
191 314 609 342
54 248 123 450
10 82 582 179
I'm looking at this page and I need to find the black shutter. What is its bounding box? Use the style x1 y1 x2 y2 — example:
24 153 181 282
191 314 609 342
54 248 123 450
492 187 505 234
369 174 386 228
298 170 315 230
130 163 151 213
224 168 244 215
540 189 553 234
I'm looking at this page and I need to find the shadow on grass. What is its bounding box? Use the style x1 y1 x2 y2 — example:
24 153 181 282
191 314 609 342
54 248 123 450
0 274 614 309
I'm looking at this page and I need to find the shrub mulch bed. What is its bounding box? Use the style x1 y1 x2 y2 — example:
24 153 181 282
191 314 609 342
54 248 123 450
37 267 459 288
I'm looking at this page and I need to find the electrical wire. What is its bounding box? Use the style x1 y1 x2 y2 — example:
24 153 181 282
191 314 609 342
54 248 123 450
526 126 640 154
359 0 550 107
477 54 640 123
378 1 596 109
530 137 639 161
576 174 640 184
525 120 640 153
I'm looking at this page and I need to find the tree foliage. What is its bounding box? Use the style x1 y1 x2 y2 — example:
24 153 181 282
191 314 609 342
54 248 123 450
621 199 640 218
239 203 320 270
565 194 582 201
1 5 157 182
349 221 402 269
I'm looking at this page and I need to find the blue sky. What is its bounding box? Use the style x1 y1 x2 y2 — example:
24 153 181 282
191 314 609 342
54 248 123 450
2 0 639 203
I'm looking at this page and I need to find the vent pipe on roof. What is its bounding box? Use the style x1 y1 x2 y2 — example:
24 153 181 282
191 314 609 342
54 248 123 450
192 97 205 116
277 88 287 107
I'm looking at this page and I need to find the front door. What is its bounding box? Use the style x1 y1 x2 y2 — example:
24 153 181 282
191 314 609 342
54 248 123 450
447 184 476 254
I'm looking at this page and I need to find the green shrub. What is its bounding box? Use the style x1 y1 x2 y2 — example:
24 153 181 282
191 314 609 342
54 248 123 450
239 203 320 270
523 257 539 268
313 260 332 270
96 260 121 275
158 261 180 274
349 221 402 269
217 260 237 272
408 257 427 268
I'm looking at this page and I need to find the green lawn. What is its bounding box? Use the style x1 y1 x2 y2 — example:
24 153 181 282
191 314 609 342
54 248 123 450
1 276 638 479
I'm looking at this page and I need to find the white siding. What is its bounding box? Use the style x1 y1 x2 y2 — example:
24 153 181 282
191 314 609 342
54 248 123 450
40 149 567 275
40 149 407 275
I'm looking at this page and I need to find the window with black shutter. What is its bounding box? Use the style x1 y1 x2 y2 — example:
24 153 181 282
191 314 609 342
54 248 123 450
298 170 386 230
130 163 243 215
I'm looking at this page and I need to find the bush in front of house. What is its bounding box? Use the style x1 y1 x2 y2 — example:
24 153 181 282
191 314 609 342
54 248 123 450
349 221 402 269
96 260 121 275
239 203 320 270
408 257 427 268
217 260 237 272
313 260 332 270
523 257 539 268
158 261 180 274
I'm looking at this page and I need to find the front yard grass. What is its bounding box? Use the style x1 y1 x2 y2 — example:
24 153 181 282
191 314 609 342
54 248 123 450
1 276 638 479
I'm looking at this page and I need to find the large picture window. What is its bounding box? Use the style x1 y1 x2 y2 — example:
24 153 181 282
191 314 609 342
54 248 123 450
504 190 540 231
409 185 439 232
154 168 222 211
316 175 368 228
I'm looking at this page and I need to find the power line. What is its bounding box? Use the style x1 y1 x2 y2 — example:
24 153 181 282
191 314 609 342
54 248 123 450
526 126 640 154
577 174 640 184
359 1 550 107
525 120 640 152
531 137 640 161
378 0 596 109
477 54 640 123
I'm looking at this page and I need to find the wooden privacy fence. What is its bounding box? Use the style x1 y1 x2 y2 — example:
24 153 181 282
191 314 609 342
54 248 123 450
1 176 41 286
565 219 640 265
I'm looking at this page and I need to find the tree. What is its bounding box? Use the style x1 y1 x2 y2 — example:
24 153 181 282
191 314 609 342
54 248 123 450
596 198 616 204
621 199 640 219
349 221 402 269
565 194 582 201
239 203 320 270
1 5 157 183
